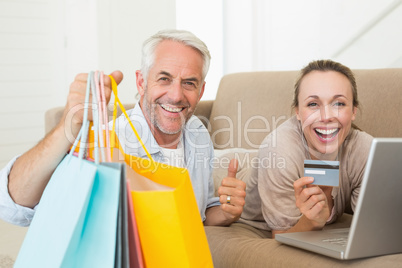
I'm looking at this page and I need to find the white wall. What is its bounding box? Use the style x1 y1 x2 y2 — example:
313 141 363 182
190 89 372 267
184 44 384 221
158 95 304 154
176 0 223 100
333 0 402 68
223 0 402 72
0 0 63 168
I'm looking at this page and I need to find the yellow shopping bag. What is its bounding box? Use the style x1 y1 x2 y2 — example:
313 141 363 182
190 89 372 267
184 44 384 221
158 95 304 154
110 147 212 268
126 155 212 267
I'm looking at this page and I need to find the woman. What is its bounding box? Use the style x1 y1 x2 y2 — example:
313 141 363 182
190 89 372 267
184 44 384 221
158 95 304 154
240 59 373 237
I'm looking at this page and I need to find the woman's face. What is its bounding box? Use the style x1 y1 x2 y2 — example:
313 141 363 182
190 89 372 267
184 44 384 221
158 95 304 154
296 70 357 160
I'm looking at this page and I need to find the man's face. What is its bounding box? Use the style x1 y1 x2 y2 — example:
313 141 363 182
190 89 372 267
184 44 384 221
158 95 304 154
137 40 205 146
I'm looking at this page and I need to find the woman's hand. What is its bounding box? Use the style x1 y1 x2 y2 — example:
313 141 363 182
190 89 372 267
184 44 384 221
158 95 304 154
293 177 331 230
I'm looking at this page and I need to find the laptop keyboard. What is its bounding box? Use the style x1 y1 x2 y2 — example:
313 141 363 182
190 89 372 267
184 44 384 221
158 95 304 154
322 237 348 247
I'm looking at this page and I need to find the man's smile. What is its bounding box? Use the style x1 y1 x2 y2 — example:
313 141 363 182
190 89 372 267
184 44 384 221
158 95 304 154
160 103 185 113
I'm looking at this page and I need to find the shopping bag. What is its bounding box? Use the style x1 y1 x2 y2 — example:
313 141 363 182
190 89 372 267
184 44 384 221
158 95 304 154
126 174 145 268
66 71 146 267
15 71 123 268
128 157 212 268
103 162 130 268
14 155 122 268
108 76 213 268
64 162 122 267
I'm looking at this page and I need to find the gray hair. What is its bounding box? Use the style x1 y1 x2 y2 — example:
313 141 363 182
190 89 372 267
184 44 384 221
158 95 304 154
140 29 211 86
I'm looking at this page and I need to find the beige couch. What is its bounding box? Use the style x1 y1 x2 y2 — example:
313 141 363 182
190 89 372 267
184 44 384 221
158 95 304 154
201 69 402 267
3 68 402 266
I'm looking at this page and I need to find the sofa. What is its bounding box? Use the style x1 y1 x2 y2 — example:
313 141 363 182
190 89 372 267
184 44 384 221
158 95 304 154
200 68 402 268
2 68 402 267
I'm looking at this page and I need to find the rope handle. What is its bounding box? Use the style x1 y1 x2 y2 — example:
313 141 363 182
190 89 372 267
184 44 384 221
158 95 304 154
109 75 153 162
69 71 111 164
69 71 93 161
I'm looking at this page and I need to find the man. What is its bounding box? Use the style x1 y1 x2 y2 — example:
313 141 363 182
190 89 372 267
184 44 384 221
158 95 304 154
0 29 246 227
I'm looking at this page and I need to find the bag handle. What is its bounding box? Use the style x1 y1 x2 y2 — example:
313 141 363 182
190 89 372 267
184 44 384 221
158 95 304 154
69 71 94 161
109 75 153 162
90 71 101 164
93 71 111 163
69 71 111 164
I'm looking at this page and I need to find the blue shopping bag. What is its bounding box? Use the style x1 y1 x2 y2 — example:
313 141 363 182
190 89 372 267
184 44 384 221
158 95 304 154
63 161 122 267
14 155 122 268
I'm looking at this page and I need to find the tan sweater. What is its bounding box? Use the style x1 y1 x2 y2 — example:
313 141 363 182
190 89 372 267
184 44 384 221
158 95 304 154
240 116 373 231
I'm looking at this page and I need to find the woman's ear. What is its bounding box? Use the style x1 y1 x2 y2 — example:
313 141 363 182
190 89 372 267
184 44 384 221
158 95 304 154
295 107 301 120
351 106 357 121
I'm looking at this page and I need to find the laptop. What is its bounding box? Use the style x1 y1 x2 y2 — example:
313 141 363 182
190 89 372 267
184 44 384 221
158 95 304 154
275 138 402 260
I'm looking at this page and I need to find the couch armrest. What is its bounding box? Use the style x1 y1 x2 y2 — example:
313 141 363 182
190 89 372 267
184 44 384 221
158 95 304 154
194 100 214 128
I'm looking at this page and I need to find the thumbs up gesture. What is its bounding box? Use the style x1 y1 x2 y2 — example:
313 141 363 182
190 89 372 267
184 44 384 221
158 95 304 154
217 159 246 222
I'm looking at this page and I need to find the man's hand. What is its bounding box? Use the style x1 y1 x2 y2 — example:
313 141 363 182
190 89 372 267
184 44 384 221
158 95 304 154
218 159 246 222
204 159 246 226
60 70 124 143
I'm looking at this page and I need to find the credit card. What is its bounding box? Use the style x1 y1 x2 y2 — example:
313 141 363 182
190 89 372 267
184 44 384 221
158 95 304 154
304 160 340 187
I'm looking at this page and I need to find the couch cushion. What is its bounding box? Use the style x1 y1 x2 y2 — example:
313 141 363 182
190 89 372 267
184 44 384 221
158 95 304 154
205 214 402 267
212 148 258 196
352 69 402 137
0 255 14 268
209 71 298 150
0 219 28 267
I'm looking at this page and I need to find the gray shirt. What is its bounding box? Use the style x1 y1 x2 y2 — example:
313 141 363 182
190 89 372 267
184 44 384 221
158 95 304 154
240 116 373 231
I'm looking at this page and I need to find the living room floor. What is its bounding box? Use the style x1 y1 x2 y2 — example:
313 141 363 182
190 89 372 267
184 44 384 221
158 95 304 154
0 219 27 267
